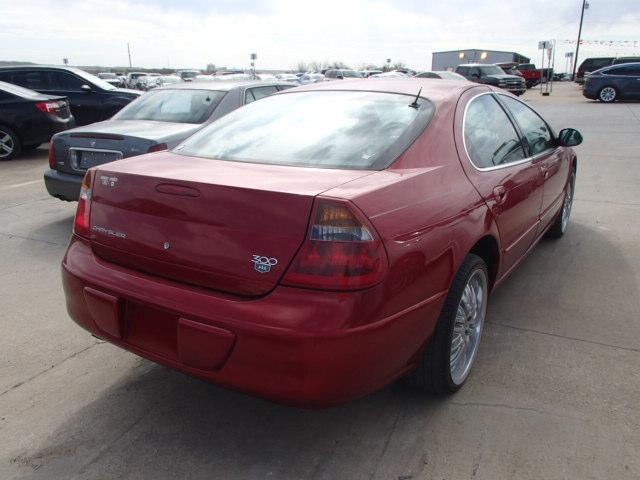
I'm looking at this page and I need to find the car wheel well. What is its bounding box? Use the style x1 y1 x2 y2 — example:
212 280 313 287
468 235 499 290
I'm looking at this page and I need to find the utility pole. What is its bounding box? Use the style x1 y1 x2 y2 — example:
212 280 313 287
571 0 588 80
127 42 132 68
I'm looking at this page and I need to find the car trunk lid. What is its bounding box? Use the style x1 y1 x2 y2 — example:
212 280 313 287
54 120 198 175
88 152 372 296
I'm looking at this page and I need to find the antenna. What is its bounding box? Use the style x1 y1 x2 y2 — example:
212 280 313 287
409 87 422 109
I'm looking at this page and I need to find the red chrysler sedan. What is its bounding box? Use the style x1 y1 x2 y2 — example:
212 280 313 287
62 79 582 406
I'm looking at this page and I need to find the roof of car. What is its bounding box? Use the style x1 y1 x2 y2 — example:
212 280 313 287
155 80 297 92
457 63 497 67
0 64 81 72
287 78 476 103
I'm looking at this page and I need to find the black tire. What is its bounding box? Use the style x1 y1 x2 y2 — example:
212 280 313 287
0 126 21 161
598 86 617 103
547 170 576 239
405 254 489 394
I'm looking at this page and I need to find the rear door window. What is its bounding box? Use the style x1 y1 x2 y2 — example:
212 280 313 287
45 71 86 91
499 95 555 156
464 94 526 169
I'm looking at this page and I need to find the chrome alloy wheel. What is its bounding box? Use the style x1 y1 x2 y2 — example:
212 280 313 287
561 173 575 233
0 131 14 159
599 87 616 102
450 268 488 385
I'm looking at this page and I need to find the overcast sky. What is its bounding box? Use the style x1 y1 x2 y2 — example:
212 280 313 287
1 0 638 71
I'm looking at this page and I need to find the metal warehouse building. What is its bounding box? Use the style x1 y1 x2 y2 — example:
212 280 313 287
432 49 530 70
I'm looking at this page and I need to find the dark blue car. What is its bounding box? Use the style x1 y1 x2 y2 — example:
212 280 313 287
583 63 640 103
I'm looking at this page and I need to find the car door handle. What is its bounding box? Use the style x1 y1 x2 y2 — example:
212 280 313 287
493 185 507 204
538 162 551 179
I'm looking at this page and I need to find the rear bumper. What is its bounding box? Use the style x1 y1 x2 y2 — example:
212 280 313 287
62 236 446 407
44 169 82 201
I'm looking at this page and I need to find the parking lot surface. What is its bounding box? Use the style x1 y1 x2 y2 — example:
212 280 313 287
1 83 639 480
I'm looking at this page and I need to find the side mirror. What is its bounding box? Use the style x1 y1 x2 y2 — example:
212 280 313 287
336 75 344 80
558 128 583 147
471 73 480 79
80 84 92 92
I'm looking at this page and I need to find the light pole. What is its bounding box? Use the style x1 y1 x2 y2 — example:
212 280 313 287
250 53 257 78
571 0 589 80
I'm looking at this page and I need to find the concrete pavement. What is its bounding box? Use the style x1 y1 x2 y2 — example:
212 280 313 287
0 82 639 480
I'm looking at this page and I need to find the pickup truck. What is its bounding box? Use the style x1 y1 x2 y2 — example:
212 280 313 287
515 64 554 89
455 64 526 96
516 64 542 88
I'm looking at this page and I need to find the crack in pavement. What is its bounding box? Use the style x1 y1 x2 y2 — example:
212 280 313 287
0 231 66 247
0 342 99 398
449 401 542 414
486 321 640 354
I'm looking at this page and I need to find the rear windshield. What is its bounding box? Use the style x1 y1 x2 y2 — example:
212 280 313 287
0 80 43 98
175 90 434 169
112 89 225 124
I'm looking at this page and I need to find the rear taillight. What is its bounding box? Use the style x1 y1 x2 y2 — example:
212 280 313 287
48 142 57 169
282 199 387 290
35 100 67 116
148 143 168 153
74 170 95 238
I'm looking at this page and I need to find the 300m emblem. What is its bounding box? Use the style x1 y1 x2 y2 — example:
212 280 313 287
252 255 278 273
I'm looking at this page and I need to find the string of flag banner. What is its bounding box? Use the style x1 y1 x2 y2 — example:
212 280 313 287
559 39 639 47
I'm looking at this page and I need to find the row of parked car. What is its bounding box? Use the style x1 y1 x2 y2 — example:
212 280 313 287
2 57 635 164
0 61 531 163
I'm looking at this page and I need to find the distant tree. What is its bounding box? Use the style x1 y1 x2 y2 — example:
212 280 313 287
206 63 216 73
392 61 406 70
327 61 348 69
296 61 308 72
308 61 324 72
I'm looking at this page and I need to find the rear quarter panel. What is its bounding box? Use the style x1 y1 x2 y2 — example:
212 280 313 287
325 90 499 321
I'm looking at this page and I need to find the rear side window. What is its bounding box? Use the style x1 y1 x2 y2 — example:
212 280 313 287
457 67 469 76
499 96 554 156
605 65 640 76
464 94 526 169
1 71 46 90
45 72 85 90
245 85 278 104
176 90 435 170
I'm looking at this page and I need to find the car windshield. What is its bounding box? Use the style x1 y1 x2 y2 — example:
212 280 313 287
112 88 225 123
71 68 118 90
0 80 44 98
479 66 504 75
175 90 434 169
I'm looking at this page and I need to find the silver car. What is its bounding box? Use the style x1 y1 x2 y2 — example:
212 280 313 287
44 81 297 201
